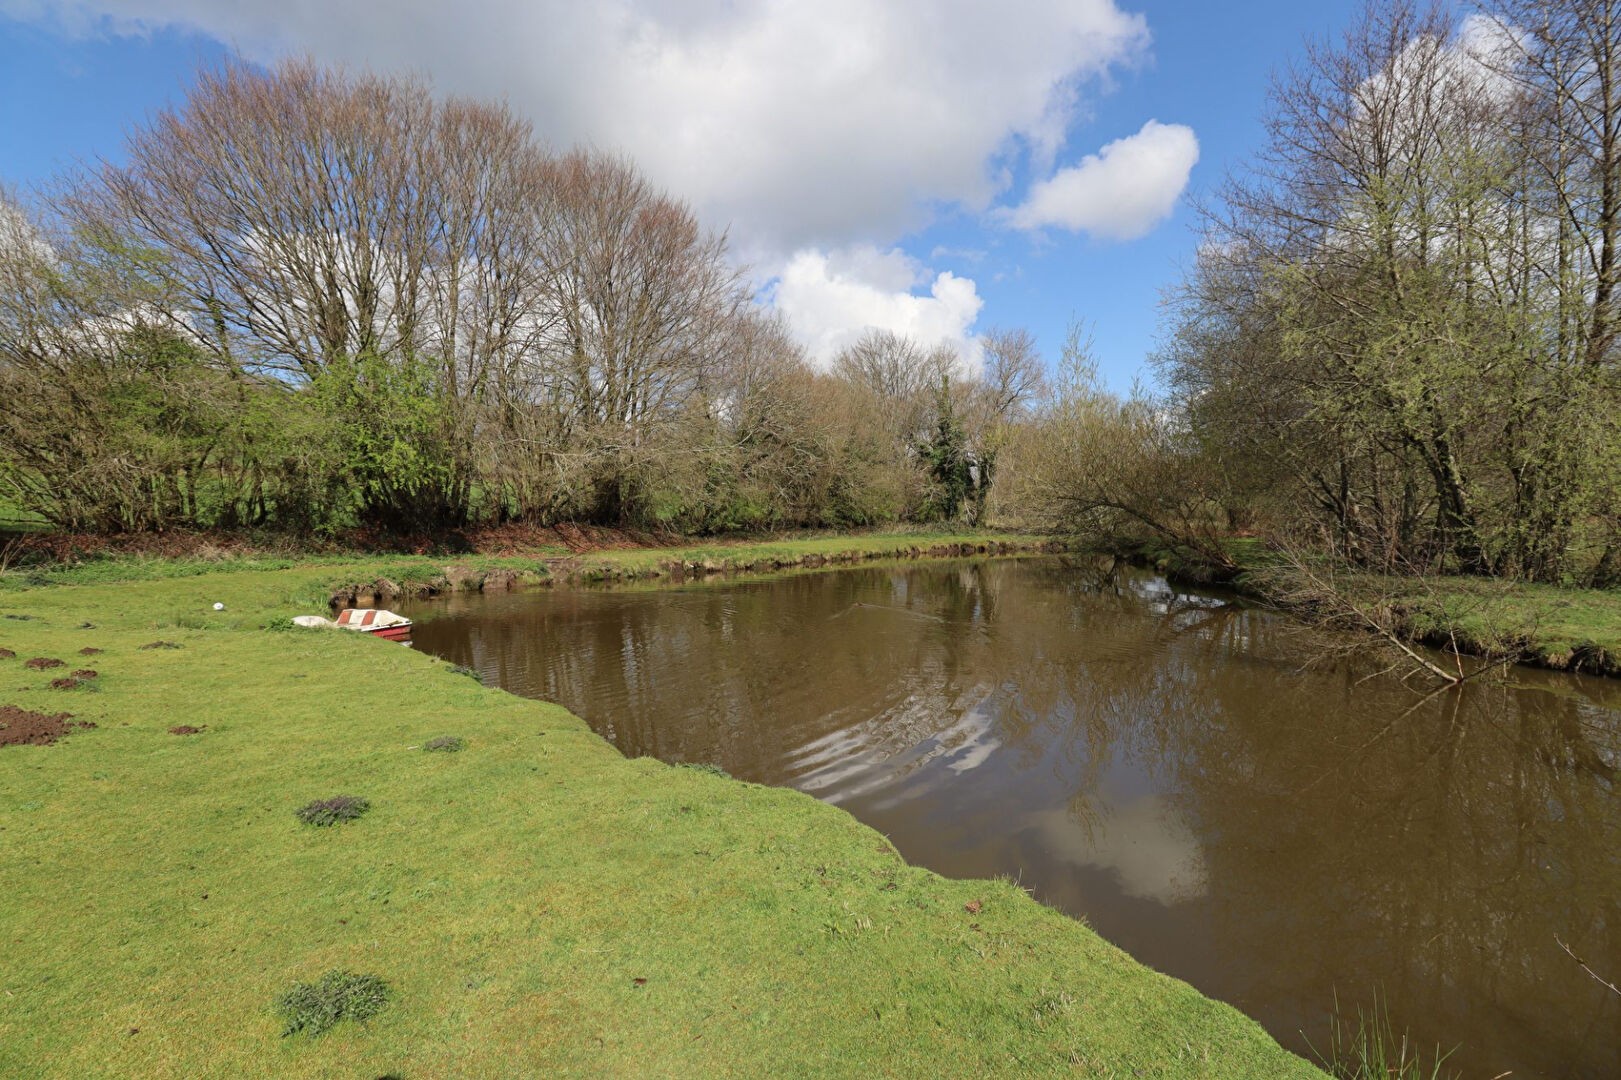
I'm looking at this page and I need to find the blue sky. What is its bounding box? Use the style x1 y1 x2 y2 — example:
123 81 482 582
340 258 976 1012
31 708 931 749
0 0 1367 389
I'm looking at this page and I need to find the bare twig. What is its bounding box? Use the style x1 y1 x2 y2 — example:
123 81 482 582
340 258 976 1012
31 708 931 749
1557 936 1621 998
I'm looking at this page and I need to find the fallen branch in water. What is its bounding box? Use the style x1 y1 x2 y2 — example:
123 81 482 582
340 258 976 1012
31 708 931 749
1259 545 1463 685
1254 540 1530 690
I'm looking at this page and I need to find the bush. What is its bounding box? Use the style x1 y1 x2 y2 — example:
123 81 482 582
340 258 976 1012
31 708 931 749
275 970 391 1037
422 735 465 753
295 795 370 827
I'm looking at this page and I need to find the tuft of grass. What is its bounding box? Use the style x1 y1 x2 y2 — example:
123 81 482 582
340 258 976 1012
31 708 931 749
1312 994 1456 1080
447 664 481 680
295 795 371 827
680 761 731 778
276 970 392 1037
421 735 465 753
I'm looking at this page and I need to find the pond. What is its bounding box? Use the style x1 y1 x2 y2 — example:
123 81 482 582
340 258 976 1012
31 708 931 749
403 556 1621 1077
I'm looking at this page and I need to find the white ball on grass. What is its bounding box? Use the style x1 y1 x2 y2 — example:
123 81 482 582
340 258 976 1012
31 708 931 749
212 602 225 611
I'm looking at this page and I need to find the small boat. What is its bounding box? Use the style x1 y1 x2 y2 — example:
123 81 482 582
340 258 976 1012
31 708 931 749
333 608 414 642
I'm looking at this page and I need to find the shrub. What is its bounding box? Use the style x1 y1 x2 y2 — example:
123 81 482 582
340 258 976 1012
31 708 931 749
263 615 296 632
295 795 371 827
275 970 392 1037
422 735 465 753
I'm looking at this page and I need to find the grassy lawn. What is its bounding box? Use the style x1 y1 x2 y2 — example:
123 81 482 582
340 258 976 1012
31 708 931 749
0 536 1320 1078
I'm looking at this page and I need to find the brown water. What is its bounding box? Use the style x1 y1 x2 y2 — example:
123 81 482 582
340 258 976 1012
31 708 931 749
403 557 1621 1078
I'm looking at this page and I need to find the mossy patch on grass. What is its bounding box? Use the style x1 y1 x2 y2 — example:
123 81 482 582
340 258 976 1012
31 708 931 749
295 795 371 827
276 971 392 1037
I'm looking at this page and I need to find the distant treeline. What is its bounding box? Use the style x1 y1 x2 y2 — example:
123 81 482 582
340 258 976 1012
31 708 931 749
0 61 1042 537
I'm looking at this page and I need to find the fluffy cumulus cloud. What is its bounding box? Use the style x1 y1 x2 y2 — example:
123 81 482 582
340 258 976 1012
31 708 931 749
6 0 1151 257
1006 119 1198 240
766 246 984 368
5 0 1192 361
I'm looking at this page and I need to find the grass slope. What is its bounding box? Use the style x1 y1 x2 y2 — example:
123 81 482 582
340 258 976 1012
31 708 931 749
0 546 1320 1078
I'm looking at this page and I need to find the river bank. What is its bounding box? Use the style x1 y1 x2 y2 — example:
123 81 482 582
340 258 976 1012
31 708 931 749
1115 537 1621 680
0 534 1319 1077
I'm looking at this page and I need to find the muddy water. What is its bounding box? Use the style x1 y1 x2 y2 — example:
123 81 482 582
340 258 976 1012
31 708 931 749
403 557 1621 1077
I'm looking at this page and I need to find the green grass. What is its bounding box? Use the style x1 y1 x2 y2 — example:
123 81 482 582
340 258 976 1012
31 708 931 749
1373 575 1621 674
0 526 1044 593
1312 994 1456 1080
0 538 1319 1077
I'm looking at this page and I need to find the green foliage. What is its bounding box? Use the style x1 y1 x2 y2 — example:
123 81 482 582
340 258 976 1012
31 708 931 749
918 377 974 522
276 970 392 1037
309 352 466 533
295 794 371 827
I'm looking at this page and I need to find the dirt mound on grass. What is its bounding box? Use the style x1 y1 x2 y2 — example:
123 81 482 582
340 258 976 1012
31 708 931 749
78 647 102 656
169 725 206 735
0 706 94 747
24 657 64 670
0 648 14 660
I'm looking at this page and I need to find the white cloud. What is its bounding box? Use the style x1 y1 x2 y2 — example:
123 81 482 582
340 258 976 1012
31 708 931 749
6 0 1152 260
1030 797 1207 904
765 246 984 369
1006 119 1198 240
